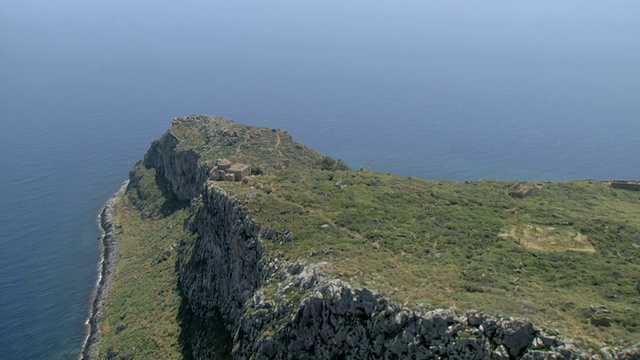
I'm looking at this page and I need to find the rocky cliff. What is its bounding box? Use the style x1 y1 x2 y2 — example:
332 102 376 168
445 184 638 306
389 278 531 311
143 131 210 201
235 263 578 360
135 118 599 359
177 185 265 358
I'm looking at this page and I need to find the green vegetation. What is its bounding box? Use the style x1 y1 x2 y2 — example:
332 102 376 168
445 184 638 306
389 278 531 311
234 175 639 347
101 115 640 356
98 165 193 359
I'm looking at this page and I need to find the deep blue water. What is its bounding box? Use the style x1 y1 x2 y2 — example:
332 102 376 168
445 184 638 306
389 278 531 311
1 1 639 358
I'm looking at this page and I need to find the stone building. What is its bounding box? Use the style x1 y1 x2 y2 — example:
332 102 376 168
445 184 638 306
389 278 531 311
217 158 232 170
209 159 250 182
229 163 250 181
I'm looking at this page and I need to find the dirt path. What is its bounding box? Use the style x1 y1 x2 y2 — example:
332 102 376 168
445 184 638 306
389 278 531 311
236 138 245 155
275 133 283 157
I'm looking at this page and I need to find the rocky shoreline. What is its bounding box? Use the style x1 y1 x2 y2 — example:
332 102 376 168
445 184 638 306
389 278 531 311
79 181 128 360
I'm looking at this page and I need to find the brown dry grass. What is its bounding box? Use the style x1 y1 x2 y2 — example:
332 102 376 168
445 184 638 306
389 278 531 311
500 224 596 253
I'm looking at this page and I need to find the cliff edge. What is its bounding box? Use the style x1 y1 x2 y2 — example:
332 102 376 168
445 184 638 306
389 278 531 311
94 115 640 359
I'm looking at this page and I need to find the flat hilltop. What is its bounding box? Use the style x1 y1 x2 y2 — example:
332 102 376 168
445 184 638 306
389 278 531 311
98 115 640 358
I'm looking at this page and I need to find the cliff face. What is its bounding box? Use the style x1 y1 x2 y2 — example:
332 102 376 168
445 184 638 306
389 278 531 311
143 132 210 201
178 186 265 358
139 122 591 359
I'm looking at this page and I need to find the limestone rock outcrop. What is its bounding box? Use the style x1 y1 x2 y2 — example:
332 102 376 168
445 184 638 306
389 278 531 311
233 262 581 360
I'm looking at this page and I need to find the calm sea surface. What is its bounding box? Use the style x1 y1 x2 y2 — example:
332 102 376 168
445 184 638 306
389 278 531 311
1 1 639 358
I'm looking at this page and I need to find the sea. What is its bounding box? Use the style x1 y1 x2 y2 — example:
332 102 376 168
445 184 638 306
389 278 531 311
1 1 639 358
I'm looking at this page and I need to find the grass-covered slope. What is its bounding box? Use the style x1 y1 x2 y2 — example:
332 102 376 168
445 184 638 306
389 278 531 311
100 115 639 357
97 165 194 359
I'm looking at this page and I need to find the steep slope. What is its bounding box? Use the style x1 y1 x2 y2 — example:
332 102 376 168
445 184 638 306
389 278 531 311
96 115 640 359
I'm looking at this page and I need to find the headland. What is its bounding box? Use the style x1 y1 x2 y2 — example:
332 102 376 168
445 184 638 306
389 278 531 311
88 115 640 359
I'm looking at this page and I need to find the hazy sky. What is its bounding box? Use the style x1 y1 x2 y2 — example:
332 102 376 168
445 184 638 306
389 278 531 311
2 0 639 180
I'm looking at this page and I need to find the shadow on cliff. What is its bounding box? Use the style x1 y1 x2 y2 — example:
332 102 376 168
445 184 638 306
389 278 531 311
133 165 233 358
154 167 190 217
176 286 233 359
125 163 190 219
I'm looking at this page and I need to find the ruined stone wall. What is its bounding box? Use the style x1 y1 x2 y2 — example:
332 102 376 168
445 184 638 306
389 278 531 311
611 181 640 191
